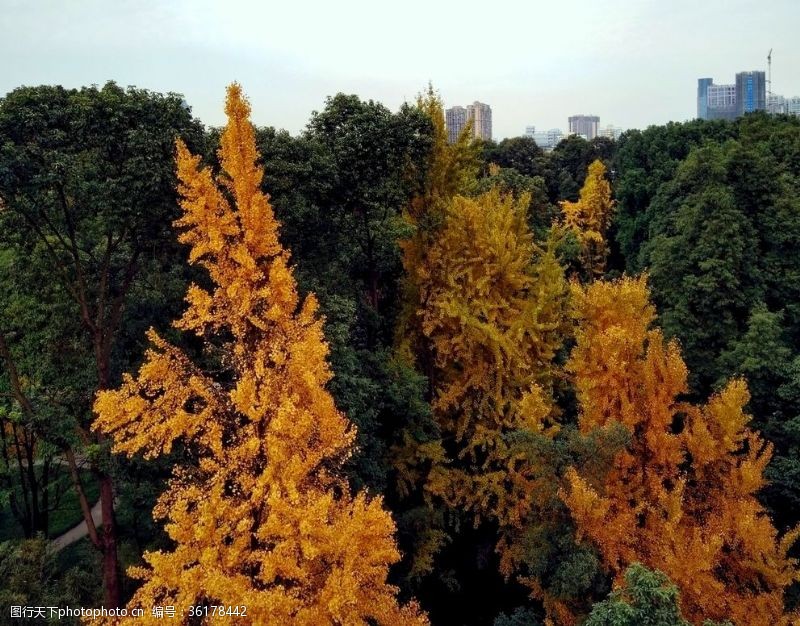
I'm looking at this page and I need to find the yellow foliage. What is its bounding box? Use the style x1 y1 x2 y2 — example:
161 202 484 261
561 275 799 626
560 159 614 279
92 84 427 626
395 85 479 367
419 188 569 527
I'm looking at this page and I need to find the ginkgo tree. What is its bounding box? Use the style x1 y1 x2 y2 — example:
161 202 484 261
93 84 427 626
418 188 569 525
561 275 800 626
560 159 614 280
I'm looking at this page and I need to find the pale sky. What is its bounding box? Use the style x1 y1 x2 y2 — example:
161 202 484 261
2 0 799 139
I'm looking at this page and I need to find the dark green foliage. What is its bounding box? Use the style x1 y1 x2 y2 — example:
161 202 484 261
493 607 542 626
499 425 628 619
0 539 102 625
585 564 733 626
252 94 434 494
585 564 690 626
0 82 205 602
613 118 737 265
481 136 547 178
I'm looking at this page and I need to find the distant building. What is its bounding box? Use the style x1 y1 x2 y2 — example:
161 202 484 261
698 71 766 120
788 96 800 117
697 77 713 120
467 101 492 140
735 71 766 115
445 106 468 143
525 125 536 137
568 115 600 140
767 94 787 115
706 83 737 120
529 128 564 151
446 101 492 142
599 124 624 140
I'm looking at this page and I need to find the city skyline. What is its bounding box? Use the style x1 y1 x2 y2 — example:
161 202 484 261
2 0 800 139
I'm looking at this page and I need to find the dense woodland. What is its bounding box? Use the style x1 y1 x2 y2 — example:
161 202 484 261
1 82 800 625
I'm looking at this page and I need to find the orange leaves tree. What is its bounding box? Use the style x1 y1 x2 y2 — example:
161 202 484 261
561 275 799 626
560 159 614 280
92 85 427 626
419 188 569 524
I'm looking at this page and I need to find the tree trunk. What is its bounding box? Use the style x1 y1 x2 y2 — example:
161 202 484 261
100 473 121 607
95 346 122 608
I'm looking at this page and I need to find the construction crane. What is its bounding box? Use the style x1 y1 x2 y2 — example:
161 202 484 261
767 48 773 99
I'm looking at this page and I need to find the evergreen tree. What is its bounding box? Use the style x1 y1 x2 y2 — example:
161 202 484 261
585 564 730 626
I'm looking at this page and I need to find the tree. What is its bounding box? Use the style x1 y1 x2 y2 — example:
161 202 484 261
255 96 434 496
481 136 546 179
395 84 479 373
613 119 800 537
304 92 431 319
584 564 730 626
560 159 615 280
561 276 800 625
0 538 102 624
474 164 555 240
612 119 736 267
418 189 569 523
92 85 427 625
0 83 204 606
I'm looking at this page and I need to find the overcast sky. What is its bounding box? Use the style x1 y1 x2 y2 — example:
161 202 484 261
2 0 799 139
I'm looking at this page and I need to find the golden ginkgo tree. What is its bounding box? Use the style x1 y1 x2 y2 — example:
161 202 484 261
561 275 800 626
415 188 569 526
93 84 427 626
560 159 614 279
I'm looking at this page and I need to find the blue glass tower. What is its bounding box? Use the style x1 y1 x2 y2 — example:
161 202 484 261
697 78 713 119
735 71 766 115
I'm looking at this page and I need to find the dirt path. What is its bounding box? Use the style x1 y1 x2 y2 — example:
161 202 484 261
50 498 102 551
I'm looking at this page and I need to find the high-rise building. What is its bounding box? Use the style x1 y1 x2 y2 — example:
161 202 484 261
568 115 600 140
446 102 492 142
445 106 468 144
698 71 767 120
697 78 713 120
525 125 536 138
735 71 766 115
706 83 737 120
787 96 800 117
599 124 624 140
466 101 492 141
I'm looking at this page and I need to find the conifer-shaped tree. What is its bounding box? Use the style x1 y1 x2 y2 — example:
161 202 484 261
560 159 614 279
93 85 427 626
396 85 479 369
419 188 569 525
561 276 799 626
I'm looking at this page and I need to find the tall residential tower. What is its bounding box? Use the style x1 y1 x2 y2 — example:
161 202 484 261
446 101 492 142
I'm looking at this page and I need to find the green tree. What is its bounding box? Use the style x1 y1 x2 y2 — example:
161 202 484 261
0 82 204 606
585 564 731 626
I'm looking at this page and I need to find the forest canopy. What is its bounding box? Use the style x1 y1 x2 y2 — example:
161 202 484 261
1 82 800 626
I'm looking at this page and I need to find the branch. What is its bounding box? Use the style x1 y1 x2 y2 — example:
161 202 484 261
65 447 101 548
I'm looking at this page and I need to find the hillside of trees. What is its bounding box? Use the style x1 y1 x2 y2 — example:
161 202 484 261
1 82 800 625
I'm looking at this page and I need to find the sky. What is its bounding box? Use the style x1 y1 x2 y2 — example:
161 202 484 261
2 0 799 139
